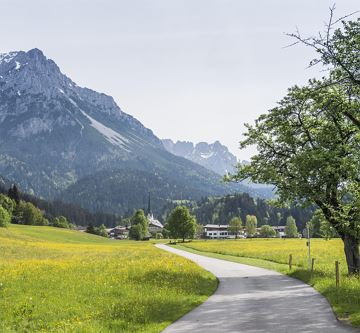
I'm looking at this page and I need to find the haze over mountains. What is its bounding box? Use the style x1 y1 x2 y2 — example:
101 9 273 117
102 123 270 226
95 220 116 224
0 48 273 215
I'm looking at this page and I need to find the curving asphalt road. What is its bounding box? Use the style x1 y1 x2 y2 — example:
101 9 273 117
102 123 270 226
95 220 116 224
156 244 358 333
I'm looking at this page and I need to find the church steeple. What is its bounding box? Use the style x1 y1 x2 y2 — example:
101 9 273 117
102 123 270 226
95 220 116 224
147 191 151 215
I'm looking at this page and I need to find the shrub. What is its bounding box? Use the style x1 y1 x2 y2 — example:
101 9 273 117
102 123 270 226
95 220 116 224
0 206 11 227
52 216 71 229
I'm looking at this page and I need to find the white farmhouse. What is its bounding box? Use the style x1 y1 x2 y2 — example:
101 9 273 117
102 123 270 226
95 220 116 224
272 226 286 238
203 224 228 239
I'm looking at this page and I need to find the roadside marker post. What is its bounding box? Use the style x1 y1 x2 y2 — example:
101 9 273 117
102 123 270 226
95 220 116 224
289 254 293 270
311 258 315 273
306 224 311 271
335 261 340 288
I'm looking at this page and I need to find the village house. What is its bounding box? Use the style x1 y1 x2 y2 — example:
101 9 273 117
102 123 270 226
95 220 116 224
203 224 244 239
107 226 129 240
272 226 286 238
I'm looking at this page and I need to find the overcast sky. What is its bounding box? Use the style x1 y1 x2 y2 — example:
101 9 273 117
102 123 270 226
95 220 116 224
0 0 359 159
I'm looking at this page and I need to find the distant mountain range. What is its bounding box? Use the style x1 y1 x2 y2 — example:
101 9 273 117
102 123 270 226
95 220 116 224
162 139 237 176
0 48 268 215
162 139 274 198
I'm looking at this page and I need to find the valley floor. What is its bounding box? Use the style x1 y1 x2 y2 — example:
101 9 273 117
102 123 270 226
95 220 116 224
0 225 217 333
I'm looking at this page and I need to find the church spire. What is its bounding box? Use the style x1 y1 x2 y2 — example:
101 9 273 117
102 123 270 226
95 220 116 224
147 191 151 215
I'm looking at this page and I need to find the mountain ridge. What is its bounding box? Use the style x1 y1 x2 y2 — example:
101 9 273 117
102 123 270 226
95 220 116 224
0 48 253 213
162 139 238 175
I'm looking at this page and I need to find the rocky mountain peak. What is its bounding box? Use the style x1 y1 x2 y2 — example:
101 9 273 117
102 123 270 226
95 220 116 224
162 139 238 175
0 48 74 98
0 48 161 141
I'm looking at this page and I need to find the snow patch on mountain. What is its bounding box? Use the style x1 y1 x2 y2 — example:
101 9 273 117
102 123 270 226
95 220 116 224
80 110 130 149
200 152 214 159
0 52 18 64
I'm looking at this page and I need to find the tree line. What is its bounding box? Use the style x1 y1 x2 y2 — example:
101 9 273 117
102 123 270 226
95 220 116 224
0 184 72 229
0 182 119 227
158 193 314 230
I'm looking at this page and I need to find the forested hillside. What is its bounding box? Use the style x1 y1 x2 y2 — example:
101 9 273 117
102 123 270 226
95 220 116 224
0 181 119 227
158 193 314 231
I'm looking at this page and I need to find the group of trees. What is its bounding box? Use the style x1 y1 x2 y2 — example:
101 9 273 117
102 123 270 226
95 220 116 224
85 223 108 237
228 214 300 238
228 215 258 237
0 185 72 229
190 193 314 231
227 10 360 274
126 206 197 242
0 181 119 227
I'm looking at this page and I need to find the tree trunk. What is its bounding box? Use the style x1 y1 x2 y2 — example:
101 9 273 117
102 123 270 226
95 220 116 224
343 234 360 274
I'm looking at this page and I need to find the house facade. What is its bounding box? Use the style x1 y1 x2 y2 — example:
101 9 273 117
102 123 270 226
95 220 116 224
108 226 129 239
272 226 286 238
203 224 244 239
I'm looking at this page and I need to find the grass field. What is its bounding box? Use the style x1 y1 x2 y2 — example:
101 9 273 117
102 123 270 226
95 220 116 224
0 225 217 333
179 238 360 327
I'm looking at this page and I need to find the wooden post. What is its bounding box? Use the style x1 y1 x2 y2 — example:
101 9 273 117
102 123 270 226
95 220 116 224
311 258 315 273
289 254 293 270
335 261 340 288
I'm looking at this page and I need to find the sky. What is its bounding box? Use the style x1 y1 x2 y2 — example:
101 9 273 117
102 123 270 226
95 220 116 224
0 0 359 160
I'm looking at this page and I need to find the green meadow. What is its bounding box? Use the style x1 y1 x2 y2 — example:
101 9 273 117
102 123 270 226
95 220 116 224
0 225 217 333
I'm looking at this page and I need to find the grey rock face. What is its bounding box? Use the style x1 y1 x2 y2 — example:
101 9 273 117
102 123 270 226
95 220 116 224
162 139 238 176
0 48 240 202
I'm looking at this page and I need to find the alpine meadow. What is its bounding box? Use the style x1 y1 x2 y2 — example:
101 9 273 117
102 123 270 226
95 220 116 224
0 225 216 332
1 2 360 333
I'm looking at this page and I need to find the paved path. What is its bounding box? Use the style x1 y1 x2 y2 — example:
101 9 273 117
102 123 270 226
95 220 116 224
156 244 358 333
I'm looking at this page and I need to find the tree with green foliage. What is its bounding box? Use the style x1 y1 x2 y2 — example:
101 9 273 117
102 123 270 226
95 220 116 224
285 216 298 238
129 224 143 240
8 184 20 204
129 210 148 240
162 227 170 239
195 223 204 239
226 80 360 273
0 206 11 227
289 8 360 94
97 224 108 238
245 215 257 237
52 216 71 229
320 219 339 240
167 206 196 242
15 201 48 226
85 223 108 238
259 225 276 238
86 223 96 234
0 194 15 214
229 216 242 239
